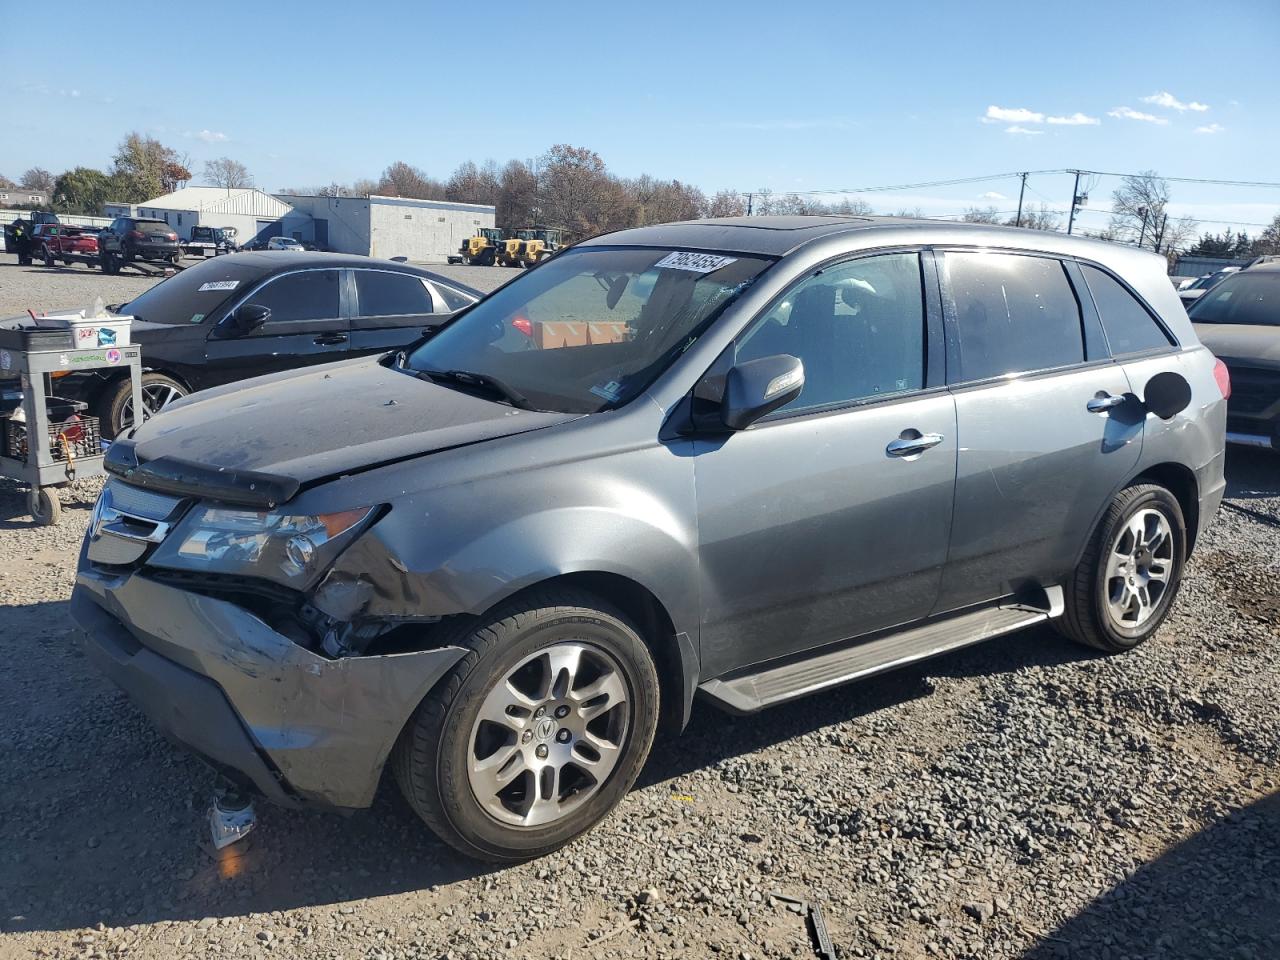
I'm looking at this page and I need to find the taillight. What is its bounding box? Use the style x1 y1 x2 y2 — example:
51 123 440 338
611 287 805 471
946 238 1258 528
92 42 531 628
512 317 533 337
168 233 177 241
128 229 144 239
1212 358 1231 400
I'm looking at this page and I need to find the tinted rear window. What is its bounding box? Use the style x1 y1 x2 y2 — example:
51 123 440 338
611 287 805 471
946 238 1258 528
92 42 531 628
135 221 170 231
1188 271 1279 326
1080 265 1174 354
354 271 434 316
946 252 1084 381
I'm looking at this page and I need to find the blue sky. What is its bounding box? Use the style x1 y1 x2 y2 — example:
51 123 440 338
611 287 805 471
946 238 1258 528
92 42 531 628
3 0 1277 234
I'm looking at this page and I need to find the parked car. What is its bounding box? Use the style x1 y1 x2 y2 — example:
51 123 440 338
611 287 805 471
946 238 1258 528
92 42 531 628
99 217 180 273
72 217 1226 862
267 236 305 251
181 225 237 257
1189 262 1280 450
30 251 479 438
41 225 100 267
1179 267 1240 306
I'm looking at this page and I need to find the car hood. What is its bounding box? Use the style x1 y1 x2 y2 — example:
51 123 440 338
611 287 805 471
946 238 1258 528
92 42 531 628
1193 322 1280 370
112 358 580 505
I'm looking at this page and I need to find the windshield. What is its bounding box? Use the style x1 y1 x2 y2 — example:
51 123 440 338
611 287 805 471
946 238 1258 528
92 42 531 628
1188 271 1278 326
116 258 265 324
406 247 772 413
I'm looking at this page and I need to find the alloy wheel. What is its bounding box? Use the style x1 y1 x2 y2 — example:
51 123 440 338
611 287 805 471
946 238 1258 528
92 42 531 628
467 642 630 828
120 382 186 429
1104 508 1174 629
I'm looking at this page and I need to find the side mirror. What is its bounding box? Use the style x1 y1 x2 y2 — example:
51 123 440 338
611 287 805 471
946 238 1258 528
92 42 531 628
1143 371 1192 421
230 303 270 335
721 354 804 431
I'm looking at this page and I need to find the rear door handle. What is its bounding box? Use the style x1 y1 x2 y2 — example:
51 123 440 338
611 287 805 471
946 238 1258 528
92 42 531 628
313 333 348 345
886 432 945 457
1087 393 1126 413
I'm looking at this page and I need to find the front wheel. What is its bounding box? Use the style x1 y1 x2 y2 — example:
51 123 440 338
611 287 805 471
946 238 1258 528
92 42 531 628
43 246 55 267
1056 483 1186 653
393 588 660 862
98 372 189 439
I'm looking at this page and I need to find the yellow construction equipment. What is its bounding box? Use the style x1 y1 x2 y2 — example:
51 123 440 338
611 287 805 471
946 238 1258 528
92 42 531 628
459 227 504 266
496 228 564 268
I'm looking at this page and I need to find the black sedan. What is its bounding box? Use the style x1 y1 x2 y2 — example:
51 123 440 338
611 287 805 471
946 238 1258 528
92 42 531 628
51 252 480 437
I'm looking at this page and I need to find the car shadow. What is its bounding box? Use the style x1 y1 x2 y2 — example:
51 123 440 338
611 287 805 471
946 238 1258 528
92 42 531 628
0 478 99 530
1020 789 1280 957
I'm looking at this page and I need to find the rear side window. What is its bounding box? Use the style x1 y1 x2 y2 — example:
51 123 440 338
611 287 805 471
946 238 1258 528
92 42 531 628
1081 265 1174 354
247 270 341 323
354 271 435 317
431 281 476 312
946 252 1083 382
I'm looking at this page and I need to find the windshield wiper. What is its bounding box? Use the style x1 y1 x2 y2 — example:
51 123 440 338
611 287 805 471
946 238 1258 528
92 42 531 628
416 368 535 410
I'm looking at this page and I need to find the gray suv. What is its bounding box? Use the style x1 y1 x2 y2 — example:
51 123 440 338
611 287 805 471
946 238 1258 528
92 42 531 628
73 217 1227 861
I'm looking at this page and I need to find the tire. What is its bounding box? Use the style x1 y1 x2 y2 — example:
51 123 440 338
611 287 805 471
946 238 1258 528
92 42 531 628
28 488 61 526
393 587 660 862
100 252 119 275
1055 483 1186 653
98 372 189 439
43 246 54 268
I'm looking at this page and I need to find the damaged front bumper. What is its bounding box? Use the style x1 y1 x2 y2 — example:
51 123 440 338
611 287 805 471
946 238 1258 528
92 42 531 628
72 567 466 810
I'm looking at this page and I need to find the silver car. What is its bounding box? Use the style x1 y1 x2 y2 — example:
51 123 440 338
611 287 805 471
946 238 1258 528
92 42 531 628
73 216 1227 861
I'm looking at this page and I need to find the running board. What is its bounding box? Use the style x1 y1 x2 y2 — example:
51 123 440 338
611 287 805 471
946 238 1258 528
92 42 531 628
699 588 1063 715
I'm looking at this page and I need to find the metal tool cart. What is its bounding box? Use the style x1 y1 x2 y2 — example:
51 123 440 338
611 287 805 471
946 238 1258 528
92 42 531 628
0 316 141 525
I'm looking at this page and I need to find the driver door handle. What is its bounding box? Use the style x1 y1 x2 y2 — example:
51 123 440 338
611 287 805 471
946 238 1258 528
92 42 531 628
886 432 945 457
313 333 348 346
1087 393 1126 413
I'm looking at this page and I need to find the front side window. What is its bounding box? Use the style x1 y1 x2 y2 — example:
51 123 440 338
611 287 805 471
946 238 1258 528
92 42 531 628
407 247 771 413
945 252 1084 382
1080 264 1174 354
735 253 926 414
245 270 341 324
355 270 435 317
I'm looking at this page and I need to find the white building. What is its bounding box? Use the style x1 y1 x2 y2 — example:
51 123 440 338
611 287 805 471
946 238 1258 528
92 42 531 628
278 194 495 263
104 187 312 247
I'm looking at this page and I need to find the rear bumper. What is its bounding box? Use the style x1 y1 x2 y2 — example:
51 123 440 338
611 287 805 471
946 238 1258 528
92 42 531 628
72 568 466 809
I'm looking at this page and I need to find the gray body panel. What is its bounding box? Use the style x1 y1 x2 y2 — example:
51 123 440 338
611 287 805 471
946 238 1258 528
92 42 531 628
73 217 1227 810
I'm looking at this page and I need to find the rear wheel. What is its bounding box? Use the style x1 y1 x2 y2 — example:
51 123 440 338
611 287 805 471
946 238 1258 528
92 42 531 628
98 372 189 438
394 587 660 862
43 246 54 267
1056 483 1186 653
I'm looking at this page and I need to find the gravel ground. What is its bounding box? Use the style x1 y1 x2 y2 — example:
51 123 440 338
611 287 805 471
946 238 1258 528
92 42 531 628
0 252 520 316
1 252 1278 959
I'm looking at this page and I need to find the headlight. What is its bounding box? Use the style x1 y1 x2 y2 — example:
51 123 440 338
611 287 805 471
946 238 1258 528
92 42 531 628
148 504 375 586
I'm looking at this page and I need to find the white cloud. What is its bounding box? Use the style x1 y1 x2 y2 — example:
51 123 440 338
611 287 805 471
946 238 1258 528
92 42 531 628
186 129 229 143
979 191 1007 200
1005 125 1043 136
1142 91 1209 112
1107 106 1169 125
984 105 1044 124
1046 112 1099 126
1195 123 1225 134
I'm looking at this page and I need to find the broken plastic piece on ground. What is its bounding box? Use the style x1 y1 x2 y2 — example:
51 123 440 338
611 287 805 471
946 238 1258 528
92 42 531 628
208 790 257 850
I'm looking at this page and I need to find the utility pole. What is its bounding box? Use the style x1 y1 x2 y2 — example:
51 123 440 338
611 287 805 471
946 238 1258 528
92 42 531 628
746 192 754 216
1137 206 1149 248
1015 172 1027 228
1153 213 1169 253
1066 170 1083 235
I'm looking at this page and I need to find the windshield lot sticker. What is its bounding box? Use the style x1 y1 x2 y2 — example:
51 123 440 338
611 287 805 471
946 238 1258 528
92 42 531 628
590 380 624 403
655 252 738 273
198 280 240 292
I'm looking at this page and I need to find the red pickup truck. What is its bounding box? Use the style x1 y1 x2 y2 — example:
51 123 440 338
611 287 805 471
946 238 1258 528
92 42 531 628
40 225 101 268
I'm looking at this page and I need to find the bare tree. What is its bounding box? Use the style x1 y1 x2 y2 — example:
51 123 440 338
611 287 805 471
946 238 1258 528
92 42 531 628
0 173 15 189
1253 213 1280 256
537 144 635 240
962 206 1004 224
1009 203 1061 232
624 175 705 224
203 157 253 189
376 162 445 200
825 197 874 216
1108 170 1174 248
706 190 747 218
497 159 539 227
446 160 500 206
20 167 55 193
